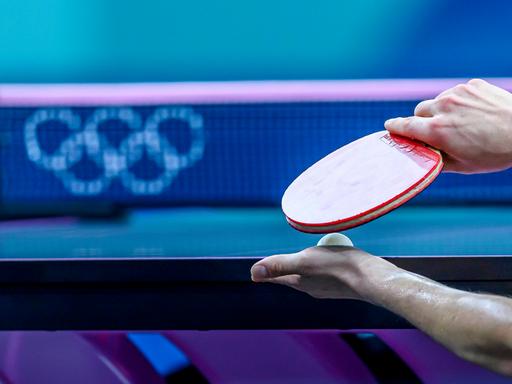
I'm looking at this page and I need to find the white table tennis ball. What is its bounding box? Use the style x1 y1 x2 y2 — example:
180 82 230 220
317 233 354 247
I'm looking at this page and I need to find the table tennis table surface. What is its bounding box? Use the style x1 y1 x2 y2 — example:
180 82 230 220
0 206 511 330
1 206 511 257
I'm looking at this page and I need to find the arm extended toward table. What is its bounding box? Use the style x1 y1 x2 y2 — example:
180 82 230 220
363 263 512 376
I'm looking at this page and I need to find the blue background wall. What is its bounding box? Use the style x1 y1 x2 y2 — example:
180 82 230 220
0 0 510 83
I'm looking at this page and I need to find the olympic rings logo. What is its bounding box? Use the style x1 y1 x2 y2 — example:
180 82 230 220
24 107 205 195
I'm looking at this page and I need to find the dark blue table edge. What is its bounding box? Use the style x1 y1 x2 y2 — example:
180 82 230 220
0 255 509 282
0 256 509 330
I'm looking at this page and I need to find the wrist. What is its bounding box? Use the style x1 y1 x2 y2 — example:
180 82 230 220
336 252 401 303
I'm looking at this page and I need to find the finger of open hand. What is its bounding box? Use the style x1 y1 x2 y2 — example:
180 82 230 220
264 274 301 287
251 253 304 281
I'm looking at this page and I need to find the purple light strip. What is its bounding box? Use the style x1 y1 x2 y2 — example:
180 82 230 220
1 78 512 106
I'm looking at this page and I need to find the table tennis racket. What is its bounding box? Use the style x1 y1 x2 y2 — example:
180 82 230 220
282 130 443 234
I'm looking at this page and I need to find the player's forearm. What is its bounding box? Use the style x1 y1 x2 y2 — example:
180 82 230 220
352 259 512 375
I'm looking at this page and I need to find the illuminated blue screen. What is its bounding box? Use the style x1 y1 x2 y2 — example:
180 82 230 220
1 101 512 205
